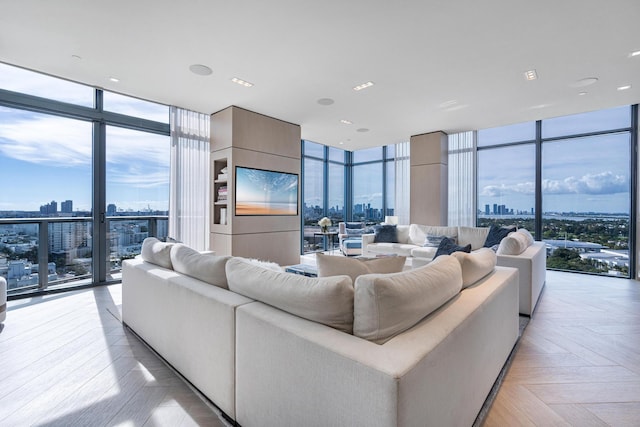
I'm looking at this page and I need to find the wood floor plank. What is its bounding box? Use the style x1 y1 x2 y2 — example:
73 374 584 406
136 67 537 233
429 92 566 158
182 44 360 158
1 270 639 427
583 402 640 426
547 404 610 427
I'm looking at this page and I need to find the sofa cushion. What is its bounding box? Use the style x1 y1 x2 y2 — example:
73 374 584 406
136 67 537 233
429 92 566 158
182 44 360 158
408 224 458 246
373 224 398 243
353 255 463 344
516 228 535 246
451 248 497 288
434 237 471 258
367 242 416 257
141 237 175 269
410 246 438 259
423 234 448 248
458 226 490 250
170 244 231 289
345 222 363 229
226 257 354 333
484 225 516 247
496 231 531 255
316 253 406 282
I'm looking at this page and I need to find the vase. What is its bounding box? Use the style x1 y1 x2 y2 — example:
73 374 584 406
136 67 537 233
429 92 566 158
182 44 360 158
321 226 328 233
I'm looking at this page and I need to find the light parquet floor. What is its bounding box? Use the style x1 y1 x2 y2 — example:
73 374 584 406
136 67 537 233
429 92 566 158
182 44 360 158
484 271 640 427
1 270 639 426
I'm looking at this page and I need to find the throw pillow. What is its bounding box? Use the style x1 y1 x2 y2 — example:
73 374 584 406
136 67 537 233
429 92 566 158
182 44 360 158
353 255 463 344
423 234 448 248
140 237 174 269
316 252 406 282
516 228 535 246
434 237 472 258
451 248 497 288
373 224 398 243
496 232 530 255
226 257 354 333
483 225 516 248
170 244 231 289
345 222 364 230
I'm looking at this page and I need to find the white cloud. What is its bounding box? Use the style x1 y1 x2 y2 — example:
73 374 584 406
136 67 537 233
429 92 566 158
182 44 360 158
0 116 92 166
543 172 627 195
481 171 628 197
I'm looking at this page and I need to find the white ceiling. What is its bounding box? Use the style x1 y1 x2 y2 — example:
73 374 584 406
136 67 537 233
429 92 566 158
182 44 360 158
1 0 639 150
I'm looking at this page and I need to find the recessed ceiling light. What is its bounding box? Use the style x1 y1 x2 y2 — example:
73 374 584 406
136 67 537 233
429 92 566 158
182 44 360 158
339 141 344 145
524 70 538 81
353 81 374 91
629 50 640 57
231 77 253 87
570 77 598 88
317 98 334 105
340 119 353 125
617 85 632 91
578 91 588 96
356 128 369 133
71 54 82 60
531 104 549 109
109 77 119 83
189 64 213 76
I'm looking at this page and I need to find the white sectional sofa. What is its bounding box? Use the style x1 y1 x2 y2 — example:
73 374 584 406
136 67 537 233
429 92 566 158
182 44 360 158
122 237 520 427
363 224 546 315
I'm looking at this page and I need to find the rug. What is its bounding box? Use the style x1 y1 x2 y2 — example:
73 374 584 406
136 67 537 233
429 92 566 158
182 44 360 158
472 315 530 426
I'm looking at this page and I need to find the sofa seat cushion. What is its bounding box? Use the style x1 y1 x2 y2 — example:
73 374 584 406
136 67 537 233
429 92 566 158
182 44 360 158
141 237 175 269
452 248 497 288
316 253 406 282
226 257 354 333
410 246 438 259
170 244 231 289
353 255 463 344
367 242 417 257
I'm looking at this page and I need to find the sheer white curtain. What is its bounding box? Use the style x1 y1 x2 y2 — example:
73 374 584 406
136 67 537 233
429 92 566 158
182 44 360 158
447 131 476 226
169 106 210 250
394 142 410 225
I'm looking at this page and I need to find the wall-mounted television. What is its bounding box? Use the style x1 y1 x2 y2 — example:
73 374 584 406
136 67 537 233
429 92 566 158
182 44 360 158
235 166 299 216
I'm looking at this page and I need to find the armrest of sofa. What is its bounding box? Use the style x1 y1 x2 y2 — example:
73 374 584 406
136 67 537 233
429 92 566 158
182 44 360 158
234 267 519 427
497 241 546 316
361 233 376 257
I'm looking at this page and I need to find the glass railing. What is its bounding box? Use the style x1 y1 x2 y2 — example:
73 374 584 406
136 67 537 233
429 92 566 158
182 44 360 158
0 215 167 296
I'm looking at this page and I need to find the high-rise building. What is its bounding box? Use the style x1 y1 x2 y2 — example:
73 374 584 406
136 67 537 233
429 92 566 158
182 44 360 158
107 204 117 215
485 204 490 215
61 200 73 214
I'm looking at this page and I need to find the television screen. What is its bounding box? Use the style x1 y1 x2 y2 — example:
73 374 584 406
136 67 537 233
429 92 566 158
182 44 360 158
235 166 299 216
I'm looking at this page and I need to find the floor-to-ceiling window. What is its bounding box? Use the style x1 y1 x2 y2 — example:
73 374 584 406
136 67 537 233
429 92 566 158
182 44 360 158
302 141 396 254
477 105 635 277
0 63 169 296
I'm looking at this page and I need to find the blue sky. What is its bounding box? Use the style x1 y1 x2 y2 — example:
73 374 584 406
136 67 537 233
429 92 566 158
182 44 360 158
0 63 171 213
0 107 169 212
478 111 631 214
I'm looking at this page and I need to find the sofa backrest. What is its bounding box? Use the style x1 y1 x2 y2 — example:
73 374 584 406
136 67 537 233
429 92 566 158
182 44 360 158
408 224 458 246
457 226 490 250
396 224 411 243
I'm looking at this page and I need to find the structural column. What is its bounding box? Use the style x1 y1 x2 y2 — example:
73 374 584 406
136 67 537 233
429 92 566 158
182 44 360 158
409 131 448 225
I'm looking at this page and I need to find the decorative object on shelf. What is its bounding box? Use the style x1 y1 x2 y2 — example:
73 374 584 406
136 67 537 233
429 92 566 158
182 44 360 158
318 216 332 233
220 208 227 225
218 166 228 181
